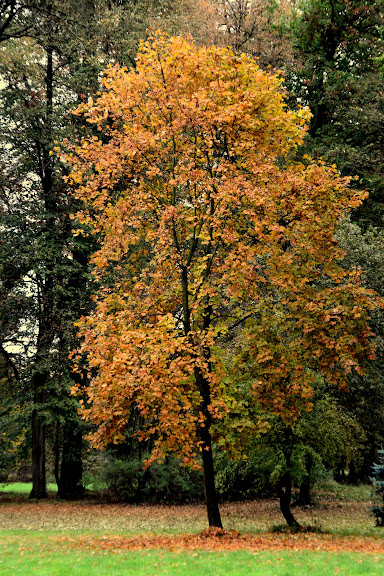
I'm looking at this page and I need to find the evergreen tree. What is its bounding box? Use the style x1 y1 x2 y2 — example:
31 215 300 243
286 0 384 227
371 449 384 525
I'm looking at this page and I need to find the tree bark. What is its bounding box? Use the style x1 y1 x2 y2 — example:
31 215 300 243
54 422 61 487
297 478 312 506
180 258 222 528
199 423 223 528
278 474 300 528
30 383 47 499
58 424 84 500
195 363 222 528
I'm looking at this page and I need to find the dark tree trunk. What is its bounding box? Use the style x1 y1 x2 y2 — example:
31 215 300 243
297 453 313 506
297 478 312 506
361 433 377 483
181 259 222 529
199 424 222 528
195 364 222 528
348 460 359 485
30 35 55 502
30 383 47 499
58 424 84 500
278 474 300 528
54 422 61 487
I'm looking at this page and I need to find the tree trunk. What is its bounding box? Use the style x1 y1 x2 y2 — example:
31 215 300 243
348 460 358 485
297 478 312 506
200 424 222 528
30 35 55 502
194 358 222 528
297 453 313 506
58 424 84 500
278 474 300 528
54 422 61 487
30 383 47 499
181 260 222 528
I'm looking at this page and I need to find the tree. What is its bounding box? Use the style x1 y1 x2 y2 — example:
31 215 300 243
371 449 384 526
0 0 104 498
281 0 384 483
286 0 384 227
0 0 216 500
65 33 378 528
268 394 365 525
212 0 295 68
333 219 384 481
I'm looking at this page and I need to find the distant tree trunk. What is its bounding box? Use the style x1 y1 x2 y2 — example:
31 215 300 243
348 460 358 485
297 478 312 506
361 433 377 483
58 424 84 500
335 456 347 483
297 453 313 506
54 422 61 487
278 474 300 528
30 379 47 499
30 39 55 502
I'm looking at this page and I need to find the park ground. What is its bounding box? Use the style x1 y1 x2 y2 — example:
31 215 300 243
0 482 383 575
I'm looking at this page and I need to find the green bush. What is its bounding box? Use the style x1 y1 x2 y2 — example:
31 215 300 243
98 453 204 503
214 447 276 501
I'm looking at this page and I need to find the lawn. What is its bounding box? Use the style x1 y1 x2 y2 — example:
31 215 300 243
0 482 383 575
0 482 58 494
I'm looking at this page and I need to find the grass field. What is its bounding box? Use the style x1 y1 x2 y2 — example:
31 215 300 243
0 482 58 494
0 482 383 575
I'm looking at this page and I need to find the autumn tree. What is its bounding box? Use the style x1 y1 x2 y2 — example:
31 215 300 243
66 33 378 528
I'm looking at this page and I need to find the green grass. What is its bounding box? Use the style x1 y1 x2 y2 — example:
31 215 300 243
0 535 382 576
0 482 57 494
315 481 372 503
0 482 383 575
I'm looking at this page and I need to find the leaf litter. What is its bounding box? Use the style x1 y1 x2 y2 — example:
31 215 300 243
56 529 384 554
1 497 383 555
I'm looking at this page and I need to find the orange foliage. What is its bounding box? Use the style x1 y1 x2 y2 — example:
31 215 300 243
62 33 379 465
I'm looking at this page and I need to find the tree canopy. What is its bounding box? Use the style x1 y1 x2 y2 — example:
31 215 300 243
64 33 380 527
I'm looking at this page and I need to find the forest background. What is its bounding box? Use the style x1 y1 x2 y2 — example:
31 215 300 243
0 0 383 530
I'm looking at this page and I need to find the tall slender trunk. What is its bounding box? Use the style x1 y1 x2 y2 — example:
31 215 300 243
54 422 61 487
194 363 222 528
30 39 55 500
30 380 47 499
181 263 222 528
199 422 222 528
